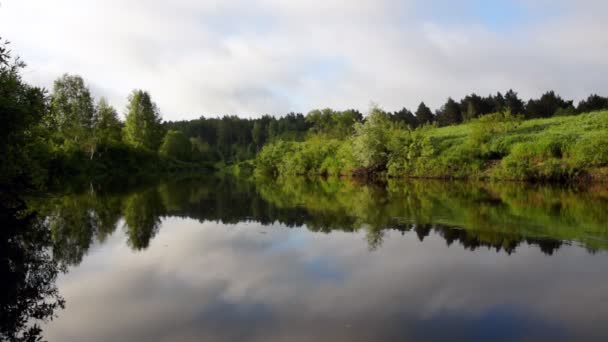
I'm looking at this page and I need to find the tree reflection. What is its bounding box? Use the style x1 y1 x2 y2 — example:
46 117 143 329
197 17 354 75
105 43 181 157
0 195 64 342
123 188 164 250
24 175 608 271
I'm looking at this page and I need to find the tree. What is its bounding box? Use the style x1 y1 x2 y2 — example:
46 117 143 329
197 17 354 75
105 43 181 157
504 89 525 115
333 109 363 137
436 98 462 126
0 38 48 188
94 98 122 147
306 108 334 135
460 94 485 121
49 74 96 155
392 107 419 128
525 91 574 118
159 130 192 161
252 121 266 151
123 90 164 150
189 137 212 161
415 102 434 125
577 94 608 113
267 120 278 140
492 92 506 113
353 105 393 169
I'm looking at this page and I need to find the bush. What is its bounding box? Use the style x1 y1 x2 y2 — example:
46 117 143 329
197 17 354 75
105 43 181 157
320 140 357 176
495 136 579 181
569 133 608 167
159 130 192 161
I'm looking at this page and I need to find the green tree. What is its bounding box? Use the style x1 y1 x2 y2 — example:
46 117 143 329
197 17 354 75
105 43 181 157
49 74 96 156
415 102 434 125
333 109 363 137
159 130 192 161
94 97 122 146
492 92 506 113
577 94 608 113
353 105 393 169
189 136 212 161
267 120 278 139
252 121 266 151
460 94 485 121
525 91 574 118
436 98 462 126
391 107 419 128
306 108 334 135
123 90 164 150
504 89 525 115
0 39 48 188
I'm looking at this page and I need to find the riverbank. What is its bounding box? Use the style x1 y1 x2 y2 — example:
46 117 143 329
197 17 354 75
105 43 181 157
255 110 608 183
38 145 215 192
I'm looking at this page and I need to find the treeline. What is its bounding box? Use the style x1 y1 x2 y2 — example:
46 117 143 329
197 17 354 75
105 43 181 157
255 106 608 181
165 112 310 162
5 36 608 188
167 90 608 165
1 40 205 191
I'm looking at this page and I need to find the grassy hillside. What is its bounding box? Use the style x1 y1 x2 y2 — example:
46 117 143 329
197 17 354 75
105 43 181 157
255 110 608 182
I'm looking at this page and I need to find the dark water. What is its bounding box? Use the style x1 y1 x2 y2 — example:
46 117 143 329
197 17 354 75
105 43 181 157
2 176 608 341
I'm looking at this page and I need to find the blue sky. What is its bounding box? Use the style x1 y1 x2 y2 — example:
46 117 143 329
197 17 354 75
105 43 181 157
417 0 532 31
0 0 606 120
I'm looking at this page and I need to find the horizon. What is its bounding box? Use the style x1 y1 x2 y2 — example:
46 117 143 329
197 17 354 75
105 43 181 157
1 0 607 120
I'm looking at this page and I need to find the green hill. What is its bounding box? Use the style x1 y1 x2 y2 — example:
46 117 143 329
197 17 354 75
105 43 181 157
255 110 608 182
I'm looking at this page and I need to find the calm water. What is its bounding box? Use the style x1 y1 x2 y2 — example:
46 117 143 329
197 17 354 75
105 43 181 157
3 176 608 341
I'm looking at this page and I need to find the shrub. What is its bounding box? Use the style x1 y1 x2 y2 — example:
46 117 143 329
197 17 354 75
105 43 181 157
569 133 608 167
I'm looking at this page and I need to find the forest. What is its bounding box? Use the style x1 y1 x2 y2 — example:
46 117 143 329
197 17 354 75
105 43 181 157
3 37 608 194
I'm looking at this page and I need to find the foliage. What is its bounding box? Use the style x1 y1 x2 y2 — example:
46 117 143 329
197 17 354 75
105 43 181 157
257 108 608 182
159 130 192 161
525 90 574 119
577 94 608 113
49 74 96 155
3 38 608 187
436 97 463 126
0 41 49 188
352 105 393 169
123 90 164 151
94 97 122 146
415 102 434 124
165 112 309 163
306 108 363 138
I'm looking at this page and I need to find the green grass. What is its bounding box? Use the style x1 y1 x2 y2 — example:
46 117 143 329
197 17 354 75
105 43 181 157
255 110 608 182
415 110 608 180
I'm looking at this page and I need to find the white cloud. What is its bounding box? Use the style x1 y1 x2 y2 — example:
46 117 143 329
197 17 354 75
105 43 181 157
0 0 607 120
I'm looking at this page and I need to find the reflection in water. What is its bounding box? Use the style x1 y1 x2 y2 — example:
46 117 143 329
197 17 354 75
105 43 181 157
0 194 64 342
30 176 608 265
124 189 164 250
8 176 608 341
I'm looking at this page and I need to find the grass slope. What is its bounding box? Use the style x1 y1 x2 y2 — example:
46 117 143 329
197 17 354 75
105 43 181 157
256 110 608 182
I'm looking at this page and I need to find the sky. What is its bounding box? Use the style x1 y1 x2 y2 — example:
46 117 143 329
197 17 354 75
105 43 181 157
0 0 607 120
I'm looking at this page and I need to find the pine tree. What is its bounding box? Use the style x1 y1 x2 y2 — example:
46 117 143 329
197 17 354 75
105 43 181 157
415 102 434 125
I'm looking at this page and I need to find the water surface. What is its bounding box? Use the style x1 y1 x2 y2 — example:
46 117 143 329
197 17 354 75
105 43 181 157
4 177 608 341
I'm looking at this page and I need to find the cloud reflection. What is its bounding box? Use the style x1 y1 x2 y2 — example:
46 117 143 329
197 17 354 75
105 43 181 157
44 217 608 341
